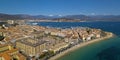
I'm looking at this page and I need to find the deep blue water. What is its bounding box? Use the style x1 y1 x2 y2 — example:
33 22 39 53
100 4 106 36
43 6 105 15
37 22 120 36
34 21 120 60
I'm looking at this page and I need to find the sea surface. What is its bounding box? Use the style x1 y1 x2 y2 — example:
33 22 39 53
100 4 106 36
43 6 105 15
33 21 120 60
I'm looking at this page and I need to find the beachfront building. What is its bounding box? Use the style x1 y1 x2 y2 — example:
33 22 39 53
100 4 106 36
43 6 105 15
16 37 47 57
50 42 68 53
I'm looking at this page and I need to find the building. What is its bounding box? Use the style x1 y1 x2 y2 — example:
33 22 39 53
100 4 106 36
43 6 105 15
0 44 26 60
0 44 12 52
16 37 47 57
0 49 26 60
50 42 68 53
7 20 14 24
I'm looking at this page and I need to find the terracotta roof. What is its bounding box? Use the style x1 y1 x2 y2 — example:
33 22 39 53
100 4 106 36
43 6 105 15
0 53 11 60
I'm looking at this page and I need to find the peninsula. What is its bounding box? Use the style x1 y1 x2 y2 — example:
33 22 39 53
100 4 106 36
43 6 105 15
0 20 114 60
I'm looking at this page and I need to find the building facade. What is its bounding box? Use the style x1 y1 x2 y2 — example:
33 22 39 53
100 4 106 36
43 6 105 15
16 37 46 57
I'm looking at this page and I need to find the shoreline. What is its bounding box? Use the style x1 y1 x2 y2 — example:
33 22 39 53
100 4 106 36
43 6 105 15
48 32 114 60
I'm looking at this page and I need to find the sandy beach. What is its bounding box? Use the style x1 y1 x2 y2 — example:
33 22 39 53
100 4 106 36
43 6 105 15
48 32 114 60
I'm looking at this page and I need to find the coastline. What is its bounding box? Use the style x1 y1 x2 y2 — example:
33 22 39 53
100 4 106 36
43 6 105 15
48 32 114 60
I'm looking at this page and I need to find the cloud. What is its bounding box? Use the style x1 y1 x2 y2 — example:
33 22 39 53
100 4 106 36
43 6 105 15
49 14 54 16
91 13 96 15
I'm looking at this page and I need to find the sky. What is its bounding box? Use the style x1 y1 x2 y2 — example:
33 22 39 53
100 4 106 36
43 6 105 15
0 0 120 15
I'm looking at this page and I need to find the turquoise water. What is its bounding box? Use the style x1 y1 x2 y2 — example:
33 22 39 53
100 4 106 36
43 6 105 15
36 22 120 60
58 37 120 60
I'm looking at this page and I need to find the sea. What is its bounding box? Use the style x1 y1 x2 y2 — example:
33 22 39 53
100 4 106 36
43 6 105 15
32 21 120 60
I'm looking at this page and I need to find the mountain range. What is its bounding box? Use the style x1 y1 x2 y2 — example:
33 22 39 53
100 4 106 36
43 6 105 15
0 13 120 21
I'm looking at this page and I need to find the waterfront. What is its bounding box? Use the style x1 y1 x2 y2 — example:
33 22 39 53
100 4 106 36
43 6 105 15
48 32 114 60
57 36 120 60
37 21 120 60
1 21 110 60
0 21 119 60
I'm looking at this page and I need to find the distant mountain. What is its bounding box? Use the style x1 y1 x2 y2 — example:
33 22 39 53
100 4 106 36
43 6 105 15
63 15 88 19
33 15 50 19
0 13 33 20
0 13 62 20
0 13 120 21
62 15 90 20
63 15 120 21
87 15 120 21
49 15 63 18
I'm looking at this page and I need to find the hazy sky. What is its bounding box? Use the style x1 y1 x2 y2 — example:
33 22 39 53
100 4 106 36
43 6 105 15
0 0 120 15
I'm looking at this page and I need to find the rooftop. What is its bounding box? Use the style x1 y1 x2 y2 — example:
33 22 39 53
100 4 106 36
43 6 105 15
17 37 46 47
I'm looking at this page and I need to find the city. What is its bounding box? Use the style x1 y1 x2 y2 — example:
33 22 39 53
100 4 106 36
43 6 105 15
0 20 113 60
0 0 119 60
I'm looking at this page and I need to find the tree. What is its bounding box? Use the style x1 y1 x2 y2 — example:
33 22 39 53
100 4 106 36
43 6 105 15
0 36 4 41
